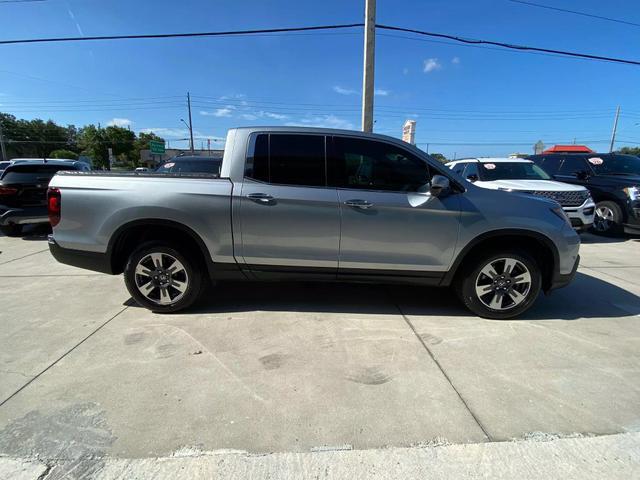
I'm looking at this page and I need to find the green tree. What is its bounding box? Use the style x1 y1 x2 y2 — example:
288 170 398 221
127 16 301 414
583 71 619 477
77 124 135 169
0 113 78 159
49 149 79 160
618 146 640 156
130 131 165 166
77 124 108 168
429 153 448 163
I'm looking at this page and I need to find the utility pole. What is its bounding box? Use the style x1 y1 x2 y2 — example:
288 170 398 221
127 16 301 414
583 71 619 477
187 92 195 153
609 106 620 153
361 0 376 133
0 117 7 162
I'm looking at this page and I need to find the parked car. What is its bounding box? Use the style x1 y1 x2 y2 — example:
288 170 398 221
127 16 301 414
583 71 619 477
446 158 595 232
0 159 90 236
47 127 580 319
528 152 640 235
0 161 11 174
134 167 149 172
155 155 222 175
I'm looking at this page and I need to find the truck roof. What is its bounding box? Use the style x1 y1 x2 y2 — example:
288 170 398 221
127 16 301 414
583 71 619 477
229 126 409 145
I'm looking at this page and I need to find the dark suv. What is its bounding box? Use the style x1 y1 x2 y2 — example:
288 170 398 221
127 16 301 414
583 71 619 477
0 159 90 236
528 153 640 235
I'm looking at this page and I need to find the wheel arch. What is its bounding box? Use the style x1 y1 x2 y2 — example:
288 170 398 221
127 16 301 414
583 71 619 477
107 219 215 277
442 229 559 292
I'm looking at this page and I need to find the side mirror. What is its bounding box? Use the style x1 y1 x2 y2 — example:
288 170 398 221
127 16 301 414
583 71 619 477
430 175 450 197
466 174 478 182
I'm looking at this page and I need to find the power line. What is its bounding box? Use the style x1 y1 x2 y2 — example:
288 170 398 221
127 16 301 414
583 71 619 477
0 22 637 67
0 24 364 45
508 0 640 28
375 25 640 66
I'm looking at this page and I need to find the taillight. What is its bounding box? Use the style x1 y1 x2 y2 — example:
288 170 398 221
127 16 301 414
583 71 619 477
0 186 17 196
47 188 61 227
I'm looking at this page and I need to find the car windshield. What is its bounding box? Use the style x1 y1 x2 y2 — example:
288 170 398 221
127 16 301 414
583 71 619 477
588 154 640 176
479 162 551 181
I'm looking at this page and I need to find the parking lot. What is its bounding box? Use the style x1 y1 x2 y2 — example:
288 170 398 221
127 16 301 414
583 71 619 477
1 228 639 477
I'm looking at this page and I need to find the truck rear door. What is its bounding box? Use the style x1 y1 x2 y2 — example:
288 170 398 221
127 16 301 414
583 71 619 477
237 133 340 278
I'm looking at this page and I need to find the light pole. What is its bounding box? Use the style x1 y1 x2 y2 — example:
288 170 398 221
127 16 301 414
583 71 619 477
180 118 193 153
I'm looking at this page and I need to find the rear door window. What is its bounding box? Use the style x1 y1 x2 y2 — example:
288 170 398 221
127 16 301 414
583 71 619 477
245 133 326 187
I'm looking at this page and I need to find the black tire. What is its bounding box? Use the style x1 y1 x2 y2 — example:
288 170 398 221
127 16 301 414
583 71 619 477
592 200 623 236
0 224 23 237
455 249 542 320
124 242 204 313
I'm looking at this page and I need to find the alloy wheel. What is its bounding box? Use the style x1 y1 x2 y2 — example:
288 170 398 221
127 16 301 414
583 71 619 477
134 252 189 305
594 206 615 232
474 257 532 311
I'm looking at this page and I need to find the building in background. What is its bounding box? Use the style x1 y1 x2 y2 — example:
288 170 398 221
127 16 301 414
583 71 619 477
402 120 416 145
139 148 224 168
534 140 545 154
542 145 594 154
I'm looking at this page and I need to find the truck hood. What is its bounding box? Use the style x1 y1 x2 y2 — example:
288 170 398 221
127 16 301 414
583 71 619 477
475 179 586 192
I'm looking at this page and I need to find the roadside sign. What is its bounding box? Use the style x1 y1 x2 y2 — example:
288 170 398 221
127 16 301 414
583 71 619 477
149 140 165 155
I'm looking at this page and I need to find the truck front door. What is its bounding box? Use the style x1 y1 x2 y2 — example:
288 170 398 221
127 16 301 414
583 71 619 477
329 135 461 278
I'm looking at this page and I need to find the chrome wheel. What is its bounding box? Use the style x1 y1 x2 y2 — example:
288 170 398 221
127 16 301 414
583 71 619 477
594 206 615 232
475 257 532 311
134 252 189 305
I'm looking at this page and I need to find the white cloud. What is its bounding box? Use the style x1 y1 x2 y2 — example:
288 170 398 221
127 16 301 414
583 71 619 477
219 93 246 101
452 57 460 65
333 85 358 95
286 115 354 131
139 127 189 138
264 112 288 120
200 107 234 117
240 111 289 121
107 118 132 127
374 89 389 96
423 58 442 73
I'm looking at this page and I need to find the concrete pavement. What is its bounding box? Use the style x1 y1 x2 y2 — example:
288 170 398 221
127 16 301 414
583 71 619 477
0 230 638 478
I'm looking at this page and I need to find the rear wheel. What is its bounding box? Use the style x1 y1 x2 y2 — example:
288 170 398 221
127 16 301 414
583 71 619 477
0 224 23 237
124 242 204 313
455 250 542 319
592 201 623 236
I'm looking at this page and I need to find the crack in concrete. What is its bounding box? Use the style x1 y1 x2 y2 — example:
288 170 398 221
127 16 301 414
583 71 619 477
0 306 129 408
391 298 493 442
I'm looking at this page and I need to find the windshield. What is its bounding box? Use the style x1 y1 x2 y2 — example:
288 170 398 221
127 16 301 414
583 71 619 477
479 162 551 181
588 154 640 176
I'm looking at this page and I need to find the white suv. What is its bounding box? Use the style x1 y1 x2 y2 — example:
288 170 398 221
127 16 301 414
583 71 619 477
447 157 595 232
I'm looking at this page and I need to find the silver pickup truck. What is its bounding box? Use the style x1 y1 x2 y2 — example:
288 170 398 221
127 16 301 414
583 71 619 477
47 127 580 319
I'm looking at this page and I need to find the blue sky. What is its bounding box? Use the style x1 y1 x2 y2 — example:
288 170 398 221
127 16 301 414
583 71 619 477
0 0 639 158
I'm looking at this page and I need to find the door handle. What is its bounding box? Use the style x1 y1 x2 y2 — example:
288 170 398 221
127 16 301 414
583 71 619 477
344 199 374 209
246 192 274 203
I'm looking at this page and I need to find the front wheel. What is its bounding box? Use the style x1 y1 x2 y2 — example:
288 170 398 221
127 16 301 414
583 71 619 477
456 250 542 319
592 201 623 236
124 242 204 313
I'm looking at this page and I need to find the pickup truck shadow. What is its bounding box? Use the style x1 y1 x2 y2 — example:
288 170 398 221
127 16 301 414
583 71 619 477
174 271 639 321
